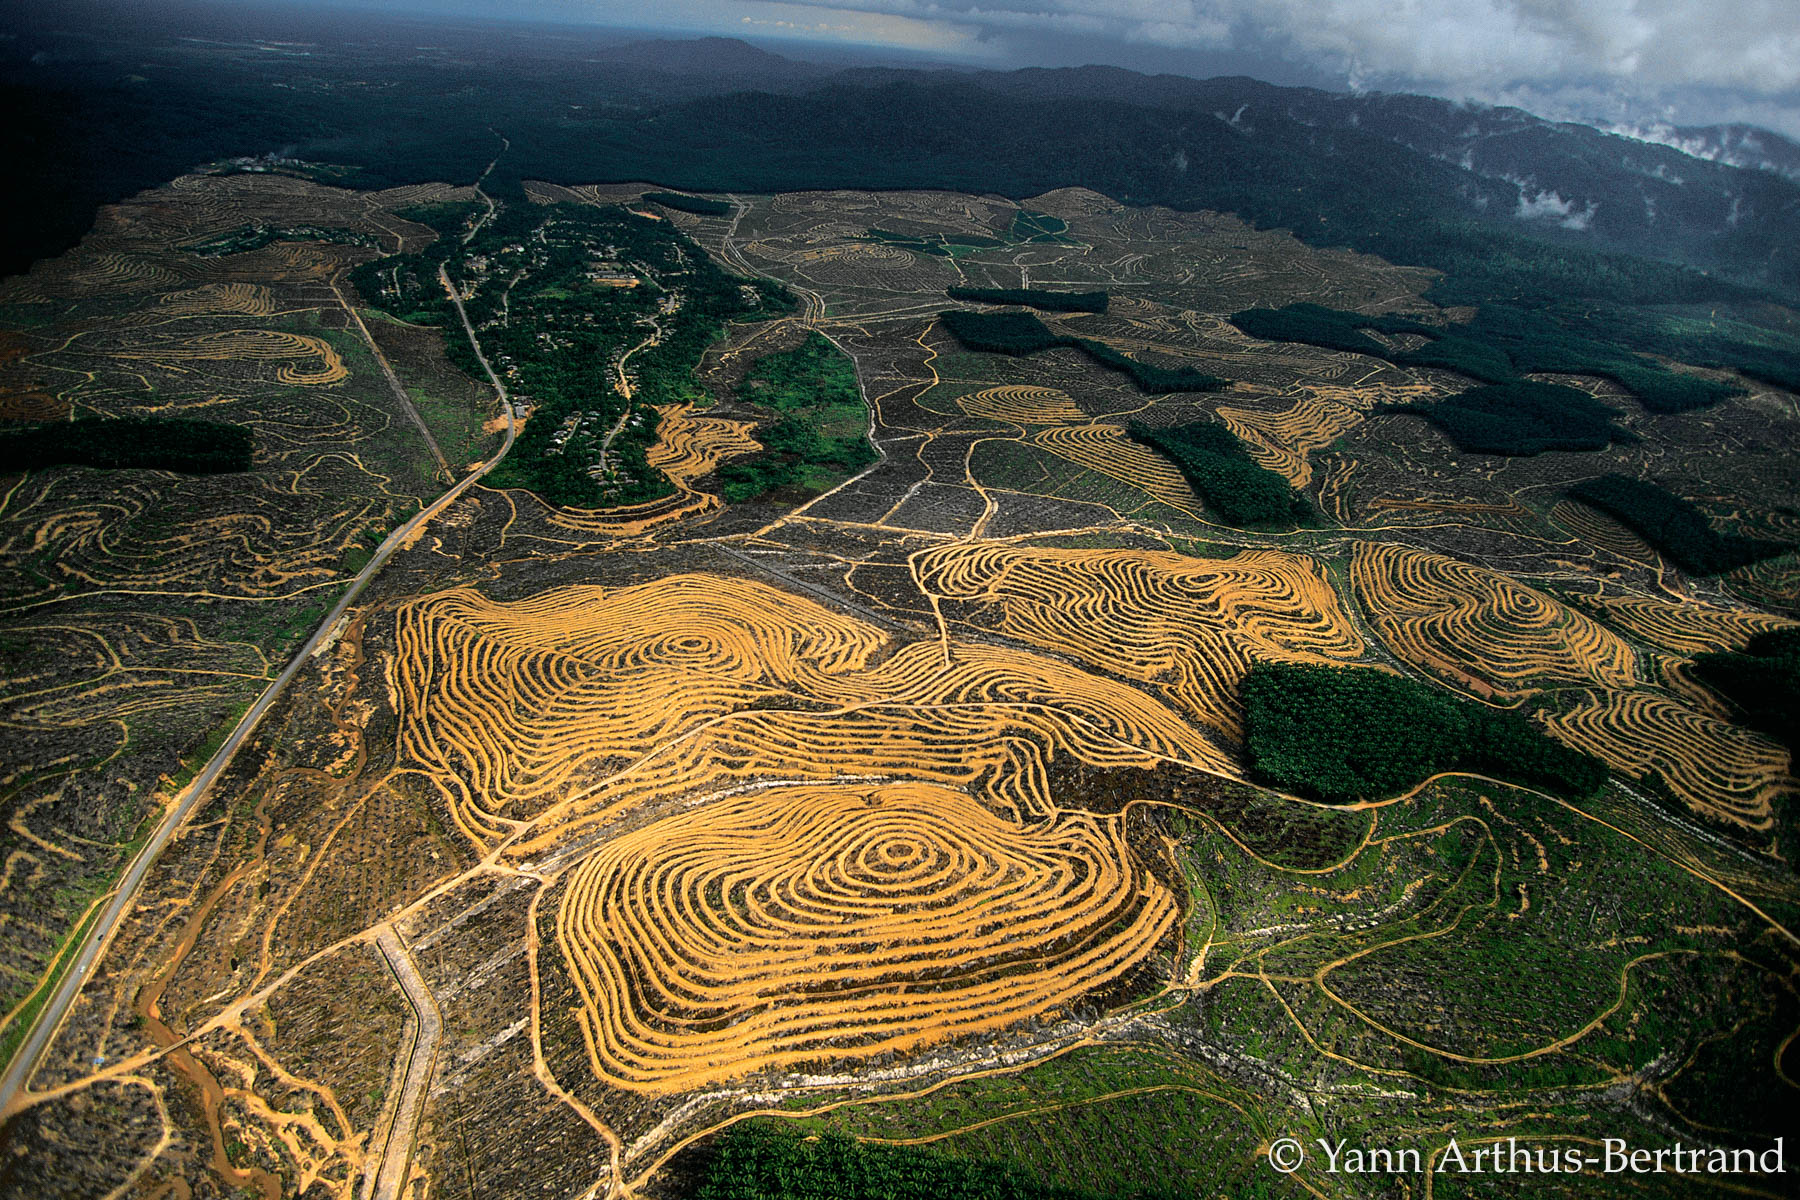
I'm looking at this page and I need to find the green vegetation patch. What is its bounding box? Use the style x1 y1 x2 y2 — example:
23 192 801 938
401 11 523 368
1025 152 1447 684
1241 661 1608 804
938 310 1223 393
720 332 876 503
1392 381 1633 455
1126 422 1308 528
1693 628 1800 761
939 308 1061 353
1590 304 1800 394
695 1123 1180 1200
1008 208 1072 243
946 286 1107 313
642 191 733 216
0 417 254 474
354 199 786 508
867 228 1005 257
1567 475 1789 575
396 201 483 238
1435 306 1743 413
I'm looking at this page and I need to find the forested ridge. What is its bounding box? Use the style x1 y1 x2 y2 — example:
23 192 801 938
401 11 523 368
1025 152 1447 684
1126 422 1309 528
937 310 1224 393
7 9 1800 334
1694 628 1800 760
1567 476 1790 575
0 417 254 474
1229 303 1762 415
1391 382 1635 456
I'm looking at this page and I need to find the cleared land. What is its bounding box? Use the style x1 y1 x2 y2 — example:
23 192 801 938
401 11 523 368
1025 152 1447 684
0 178 1796 1200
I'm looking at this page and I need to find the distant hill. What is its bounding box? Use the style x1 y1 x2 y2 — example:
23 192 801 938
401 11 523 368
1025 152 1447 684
582 35 831 95
1608 121 1800 182
591 36 825 79
3 12 1798 302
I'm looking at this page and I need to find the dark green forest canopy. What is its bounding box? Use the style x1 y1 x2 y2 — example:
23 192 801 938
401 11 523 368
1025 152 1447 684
1567 475 1791 575
1693 628 1800 760
14 28 1800 325
938 309 1062 354
1126 422 1309 529
1229 303 1757 415
936 310 1223 393
1240 661 1608 804
946 286 1109 313
694 1123 1187 1200
0 417 254 474
1391 382 1634 456
1229 304 1432 357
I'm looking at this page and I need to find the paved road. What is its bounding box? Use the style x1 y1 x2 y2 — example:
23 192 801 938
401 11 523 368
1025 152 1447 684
366 926 443 1200
0 280 516 1119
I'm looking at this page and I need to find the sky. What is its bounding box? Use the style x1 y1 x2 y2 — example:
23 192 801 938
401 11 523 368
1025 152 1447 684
440 0 1800 140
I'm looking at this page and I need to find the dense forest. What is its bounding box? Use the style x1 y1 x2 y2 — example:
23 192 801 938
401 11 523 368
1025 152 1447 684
1566 476 1790 574
718 332 876 502
937 311 1223 393
1229 303 1432 357
1230 303 1753 415
1240 662 1608 804
1390 382 1635 456
12 9 1799 334
1125 422 1308 528
694 1124 1190 1200
1693 628 1800 759
946 286 1108 313
0 417 253 474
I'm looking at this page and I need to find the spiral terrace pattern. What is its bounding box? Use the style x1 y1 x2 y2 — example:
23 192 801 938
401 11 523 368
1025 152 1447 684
918 543 1365 738
1350 543 1641 701
1029 425 1202 516
391 574 1232 848
1544 691 1792 828
153 283 277 318
1575 594 1795 655
557 780 1176 1093
1216 393 1363 487
106 329 348 385
1549 500 1659 566
958 386 1087 425
644 403 761 489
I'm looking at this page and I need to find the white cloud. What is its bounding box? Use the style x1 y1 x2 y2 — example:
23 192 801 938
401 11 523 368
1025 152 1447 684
1508 177 1597 229
746 0 1800 106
